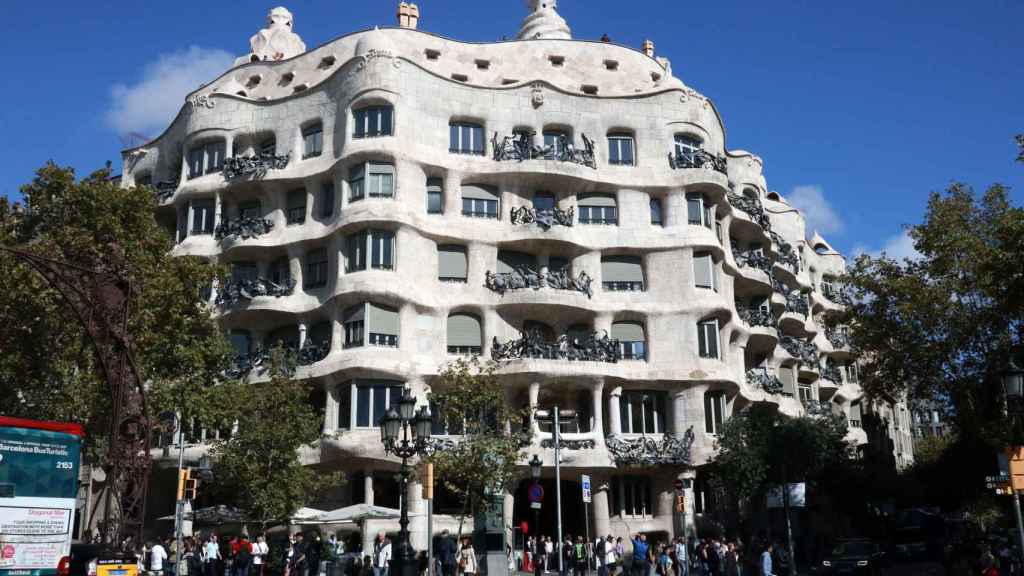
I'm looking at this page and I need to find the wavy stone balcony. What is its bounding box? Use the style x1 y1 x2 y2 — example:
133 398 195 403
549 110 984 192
820 363 843 386
667 149 727 175
824 327 851 350
780 335 819 365
491 329 620 363
509 205 575 230
727 191 772 231
605 427 695 466
222 153 291 181
485 266 594 298
215 277 296 307
770 231 801 275
153 180 179 203
492 132 597 169
746 368 785 395
215 216 274 241
225 340 331 379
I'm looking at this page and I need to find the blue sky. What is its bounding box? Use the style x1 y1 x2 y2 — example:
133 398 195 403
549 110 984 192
1 0 1021 257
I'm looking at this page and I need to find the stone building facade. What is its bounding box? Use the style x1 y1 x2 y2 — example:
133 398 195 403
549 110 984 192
123 1 901 546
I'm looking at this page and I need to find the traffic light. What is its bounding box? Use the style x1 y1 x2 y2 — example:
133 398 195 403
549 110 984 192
1008 447 1024 491
177 468 189 501
185 474 199 501
675 495 685 513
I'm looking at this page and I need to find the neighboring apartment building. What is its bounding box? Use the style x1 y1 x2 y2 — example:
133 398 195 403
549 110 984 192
123 1 902 545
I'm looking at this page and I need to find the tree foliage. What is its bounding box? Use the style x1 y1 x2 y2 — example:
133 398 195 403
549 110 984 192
209 351 340 524
0 163 231 456
427 358 533 519
709 404 851 502
842 180 1024 443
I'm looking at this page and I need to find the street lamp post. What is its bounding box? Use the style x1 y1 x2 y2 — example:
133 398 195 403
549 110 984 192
535 407 577 576
1002 360 1024 557
380 388 434 576
529 455 542 576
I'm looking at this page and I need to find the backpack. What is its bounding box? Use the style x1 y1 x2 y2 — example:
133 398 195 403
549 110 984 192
574 544 586 561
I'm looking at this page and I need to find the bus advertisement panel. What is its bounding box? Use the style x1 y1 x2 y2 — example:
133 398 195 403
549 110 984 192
0 417 83 576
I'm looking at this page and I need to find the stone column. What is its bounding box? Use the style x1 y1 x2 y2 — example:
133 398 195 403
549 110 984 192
443 172 460 215
324 382 340 434
593 479 611 539
591 380 605 440
679 471 697 539
364 471 375 506
287 245 304 292
298 322 308 348
672 391 688 436
608 386 622 435
529 382 541 433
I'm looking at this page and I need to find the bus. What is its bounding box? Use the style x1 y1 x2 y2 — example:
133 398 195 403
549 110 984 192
0 416 83 576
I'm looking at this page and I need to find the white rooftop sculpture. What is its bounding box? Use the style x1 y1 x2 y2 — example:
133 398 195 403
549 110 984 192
235 6 307 66
517 0 572 40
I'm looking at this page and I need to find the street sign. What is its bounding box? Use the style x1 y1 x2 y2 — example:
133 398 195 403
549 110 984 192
581 474 592 503
528 483 545 503
531 502 542 510
987 473 1012 495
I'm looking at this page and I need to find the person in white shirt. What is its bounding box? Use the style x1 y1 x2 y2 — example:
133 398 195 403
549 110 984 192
151 541 169 575
604 535 617 576
252 536 269 576
372 532 392 576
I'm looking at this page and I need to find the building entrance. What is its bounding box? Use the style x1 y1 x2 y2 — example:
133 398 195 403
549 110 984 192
512 477 589 552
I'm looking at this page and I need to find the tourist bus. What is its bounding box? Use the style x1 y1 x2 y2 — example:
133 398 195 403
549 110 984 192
0 416 83 576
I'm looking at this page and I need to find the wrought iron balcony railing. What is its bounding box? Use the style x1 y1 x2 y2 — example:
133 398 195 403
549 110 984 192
820 363 843 384
780 335 819 365
746 368 785 395
226 340 331 379
153 180 178 202
727 192 773 231
825 327 851 349
223 153 290 180
820 283 851 305
492 132 597 168
485 267 593 298
491 329 620 363
784 291 810 317
736 304 776 328
215 277 295 307
602 280 645 292
605 427 695 466
803 399 834 418
668 149 727 175
733 245 773 275
770 231 801 273
215 217 274 241
510 206 575 230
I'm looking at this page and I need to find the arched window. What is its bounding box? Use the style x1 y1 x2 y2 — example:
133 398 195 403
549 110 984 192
450 121 485 155
686 193 714 229
286 189 307 224
349 161 395 202
693 252 719 291
187 139 226 179
304 248 328 289
620 391 666 434
437 245 468 283
578 193 618 225
674 134 703 165
303 122 324 158
447 313 482 355
461 184 499 218
533 192 556 212
697 317 720 359
650 197 664 226
607 132 635 166
307 321 332 350
612 321 646 360
354 105 393 138
342 302 400 348
427 177 444 214
601 255 644 292
704 391 726 434
346 229 395 272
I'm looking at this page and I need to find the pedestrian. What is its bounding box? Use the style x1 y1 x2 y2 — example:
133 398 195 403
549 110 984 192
572 536 587 576
658 546 673 576
759 544 773 576
252 536 268 576
437 530 457 576
603 535 617 576
235 537 252 576
631 535 648 576
594 535 606 576
150 539 169 576
291 533 308 576
458 537 477 576
205 535 222 576
372 533 391 576
307 533 323 576
545 537 554 574
722 544 738 576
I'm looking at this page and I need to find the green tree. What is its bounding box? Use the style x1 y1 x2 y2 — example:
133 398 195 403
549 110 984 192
208 351 340 525
710 405 851 575
0 163 231 457
427 358 533 535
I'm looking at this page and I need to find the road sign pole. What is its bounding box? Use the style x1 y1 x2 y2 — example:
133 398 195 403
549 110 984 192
554 407 564 576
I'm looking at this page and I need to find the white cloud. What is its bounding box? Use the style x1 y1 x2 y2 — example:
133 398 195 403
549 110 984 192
787 185 844 236
852 230 921 261
106 46 234 137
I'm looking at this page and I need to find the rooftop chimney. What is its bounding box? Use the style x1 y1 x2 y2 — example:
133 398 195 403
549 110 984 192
398 2 420 29
642 39 655 58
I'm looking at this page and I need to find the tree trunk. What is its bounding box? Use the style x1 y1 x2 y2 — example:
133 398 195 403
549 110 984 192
781 464 797 576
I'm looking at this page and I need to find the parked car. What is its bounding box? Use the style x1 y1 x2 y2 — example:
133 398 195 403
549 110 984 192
820 540 886 576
